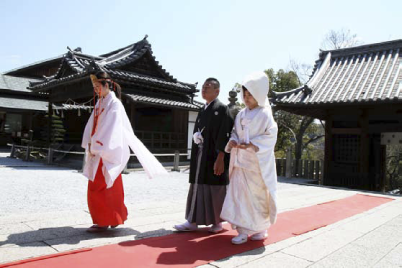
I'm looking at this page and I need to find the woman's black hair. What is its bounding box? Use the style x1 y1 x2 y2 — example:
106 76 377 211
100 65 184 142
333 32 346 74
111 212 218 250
95 71 122 100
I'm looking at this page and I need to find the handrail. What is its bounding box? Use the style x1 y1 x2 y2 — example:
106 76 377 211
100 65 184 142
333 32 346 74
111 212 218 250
7 143 189 156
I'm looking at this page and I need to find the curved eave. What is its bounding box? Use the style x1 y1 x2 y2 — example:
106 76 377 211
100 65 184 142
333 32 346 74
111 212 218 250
124 93 201 111
100 41 178 83
108 70 196 94
30 70 197 95
4 55 64 75
29 71 90 92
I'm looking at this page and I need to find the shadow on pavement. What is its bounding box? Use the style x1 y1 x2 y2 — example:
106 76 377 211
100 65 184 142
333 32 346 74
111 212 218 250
118 229 266 265
0 226 156 247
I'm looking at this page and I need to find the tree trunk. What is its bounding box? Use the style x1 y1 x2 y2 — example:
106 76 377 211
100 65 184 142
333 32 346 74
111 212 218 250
294 133 303 177
294 116 315 176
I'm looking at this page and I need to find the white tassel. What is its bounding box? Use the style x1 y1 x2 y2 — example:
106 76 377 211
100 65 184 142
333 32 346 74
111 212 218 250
78 108 81 117
61 110 64 118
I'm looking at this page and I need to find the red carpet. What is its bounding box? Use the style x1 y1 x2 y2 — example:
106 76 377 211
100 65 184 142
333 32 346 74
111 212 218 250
0 194 393 268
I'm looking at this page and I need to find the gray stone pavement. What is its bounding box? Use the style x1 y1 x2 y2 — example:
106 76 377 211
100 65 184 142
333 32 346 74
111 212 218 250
0 152 401 267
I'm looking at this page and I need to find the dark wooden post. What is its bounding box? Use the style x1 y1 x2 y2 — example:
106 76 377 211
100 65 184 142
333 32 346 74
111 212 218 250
379 145 386 192
320 160 324 185
47 101 53 147
297 159 302 177
10 144 16 158
303 160 308 178
47 147 54 164
315 160 320 180
324 115 333 185
309 160 315 179
359 111 370 189
172 150 180 172
275 159 280 176
285 147 293 178
282 159 286 176
24 130 33 161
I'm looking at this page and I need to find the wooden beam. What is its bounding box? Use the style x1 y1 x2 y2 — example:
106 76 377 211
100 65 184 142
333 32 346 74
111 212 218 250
47 101 52 146
331 128 362 134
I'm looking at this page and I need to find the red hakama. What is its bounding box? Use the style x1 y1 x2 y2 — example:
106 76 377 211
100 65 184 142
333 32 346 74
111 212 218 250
87 159 128 226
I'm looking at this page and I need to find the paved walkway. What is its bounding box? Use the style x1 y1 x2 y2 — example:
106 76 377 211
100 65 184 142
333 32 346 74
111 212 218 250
0 153 401 267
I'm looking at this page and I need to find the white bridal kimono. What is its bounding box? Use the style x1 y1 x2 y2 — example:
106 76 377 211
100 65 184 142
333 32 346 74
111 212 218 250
82 91 168 188
220 103 278 234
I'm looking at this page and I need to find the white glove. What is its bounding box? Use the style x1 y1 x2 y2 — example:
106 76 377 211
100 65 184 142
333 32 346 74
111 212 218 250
193 131 204 144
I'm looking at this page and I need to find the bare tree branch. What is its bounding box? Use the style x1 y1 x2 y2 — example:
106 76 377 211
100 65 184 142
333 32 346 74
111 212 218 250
303 135 325 149
321 28 363 50
277 120 297 141
289 59 313 84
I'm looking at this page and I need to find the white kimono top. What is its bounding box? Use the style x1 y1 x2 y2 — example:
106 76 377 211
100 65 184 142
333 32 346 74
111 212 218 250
226 106 278 224
82 91 168 188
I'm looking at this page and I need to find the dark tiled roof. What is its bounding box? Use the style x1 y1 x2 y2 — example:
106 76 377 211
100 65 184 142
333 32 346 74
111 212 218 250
0 96 48 111
108 70 194 92
98 40 177 82
30 70 89 90
125 93 202 110
0 74 41 92
30 39 196 94
273 40 402 106
3 55 63 75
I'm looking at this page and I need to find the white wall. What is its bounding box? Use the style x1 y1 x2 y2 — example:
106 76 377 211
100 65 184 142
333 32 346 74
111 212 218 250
187 111 198 159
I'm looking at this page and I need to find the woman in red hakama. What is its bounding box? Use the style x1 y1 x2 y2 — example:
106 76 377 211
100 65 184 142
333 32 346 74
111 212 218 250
82 71 167 232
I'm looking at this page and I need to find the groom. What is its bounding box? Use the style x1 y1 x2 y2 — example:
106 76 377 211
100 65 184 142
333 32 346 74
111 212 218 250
174 78 233 233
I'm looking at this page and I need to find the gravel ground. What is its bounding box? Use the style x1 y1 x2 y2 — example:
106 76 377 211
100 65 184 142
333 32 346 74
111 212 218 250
0 153 300 217
0 153 189 217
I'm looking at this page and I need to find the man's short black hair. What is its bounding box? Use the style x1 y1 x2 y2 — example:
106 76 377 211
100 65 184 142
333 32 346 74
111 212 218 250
205 77 220 89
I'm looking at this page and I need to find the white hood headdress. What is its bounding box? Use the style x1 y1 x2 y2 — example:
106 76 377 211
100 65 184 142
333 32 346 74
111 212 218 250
240 71 270 107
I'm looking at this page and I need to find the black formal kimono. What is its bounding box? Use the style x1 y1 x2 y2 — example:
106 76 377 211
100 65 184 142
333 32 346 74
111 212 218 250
185 98 234 225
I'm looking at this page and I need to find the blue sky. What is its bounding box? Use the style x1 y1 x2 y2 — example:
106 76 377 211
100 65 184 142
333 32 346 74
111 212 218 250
0 0 400 103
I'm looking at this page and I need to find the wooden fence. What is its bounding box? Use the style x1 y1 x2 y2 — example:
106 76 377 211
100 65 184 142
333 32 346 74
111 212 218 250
8 143 323 184
276 158 323 184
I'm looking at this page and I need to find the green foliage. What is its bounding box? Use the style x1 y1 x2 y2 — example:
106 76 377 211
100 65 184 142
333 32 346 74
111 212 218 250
266 68 324 161
266 68 300 154
41 114 66 145
385 145 402 193
265 68 300 95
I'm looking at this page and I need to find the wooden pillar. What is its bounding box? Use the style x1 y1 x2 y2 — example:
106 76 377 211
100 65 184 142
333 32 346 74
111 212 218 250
315 160 320 180
320 160 324 185
303 160 308 178
172 109 179 133
28 112 33 131
171 150 180 171
297 159 302 177
323 116 333 185
172 109 179 149
47 101 53 146
309 160 315 179
359 111 370 189
285 147 293 178
281 159 286 176
379 145 386 192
